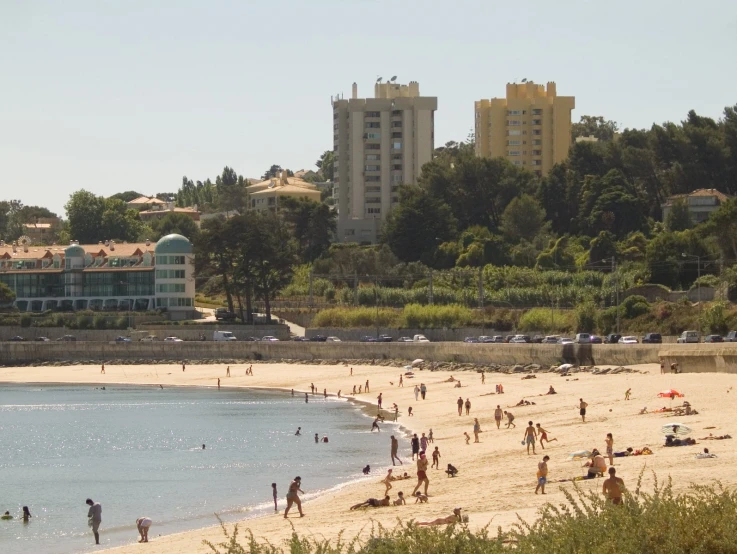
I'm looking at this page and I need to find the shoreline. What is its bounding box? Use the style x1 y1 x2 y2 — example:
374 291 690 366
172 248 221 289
2 361 736 554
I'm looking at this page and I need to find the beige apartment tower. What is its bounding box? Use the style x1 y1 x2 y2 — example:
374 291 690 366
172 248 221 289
332 80 437 243
475 82 575 175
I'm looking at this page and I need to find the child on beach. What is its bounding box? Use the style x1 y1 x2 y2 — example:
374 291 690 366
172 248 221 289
414 491 428 503
605 433 614 465
428 429 433 443
393 491 406 505
535 456 549 494
431 446 441 468
464 432 471 445
504 411 516 428
536 423 557 448
382 469 393 495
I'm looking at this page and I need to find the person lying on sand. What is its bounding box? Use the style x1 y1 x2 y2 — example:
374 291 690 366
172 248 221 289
416 508 463 526
513 399 536 407
698 434 732 440
350 496 390 510
445 376 456 382
696 448 717 459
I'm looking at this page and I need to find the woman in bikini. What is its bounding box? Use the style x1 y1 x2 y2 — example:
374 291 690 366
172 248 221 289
284 476 305 518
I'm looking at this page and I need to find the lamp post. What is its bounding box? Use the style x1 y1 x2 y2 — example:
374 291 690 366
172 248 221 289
681 253 701 305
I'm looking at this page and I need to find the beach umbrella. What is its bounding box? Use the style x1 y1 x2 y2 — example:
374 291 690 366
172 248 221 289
660 423 692 436
658 389 684 398
411 359 424 367
567 450 591 460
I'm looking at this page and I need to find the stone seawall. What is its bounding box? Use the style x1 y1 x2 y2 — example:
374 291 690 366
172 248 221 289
0 325 290 342
0 341 670 367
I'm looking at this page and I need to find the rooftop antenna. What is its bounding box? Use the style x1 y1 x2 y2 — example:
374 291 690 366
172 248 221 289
390 76 397 82
376 76 383 83
521 78 527 83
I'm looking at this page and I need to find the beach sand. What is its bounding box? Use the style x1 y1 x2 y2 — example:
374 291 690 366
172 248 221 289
1 361 735 553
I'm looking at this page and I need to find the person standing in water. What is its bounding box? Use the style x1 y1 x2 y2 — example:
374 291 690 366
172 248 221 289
272 483 278 511
295 427 301 436
217 378 220 390
284 477 305 518
390 435 403 466
314 433 319 443
365 380 370 393
305 393 309 403
22 506 31 522
85 498 102 545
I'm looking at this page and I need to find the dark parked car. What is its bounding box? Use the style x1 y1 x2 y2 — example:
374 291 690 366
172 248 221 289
9 336 26 342
378 334 393 342
641 333 663 344
360 336 379 343
590 335 603 344
292 336 309 342
214 308 237 321
704 334 724 343
725 331 737 342
531 335 544 344
115 336 132 343
605 334 622 344
463 337 480 343
309 335 327 342
57 335 77 342
35 337 50 342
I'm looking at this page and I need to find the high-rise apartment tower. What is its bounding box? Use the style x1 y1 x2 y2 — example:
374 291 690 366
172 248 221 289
474 82 574 176
332 80 437 243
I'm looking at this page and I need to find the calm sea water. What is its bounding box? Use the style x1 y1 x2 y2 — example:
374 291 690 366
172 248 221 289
0 385 398 554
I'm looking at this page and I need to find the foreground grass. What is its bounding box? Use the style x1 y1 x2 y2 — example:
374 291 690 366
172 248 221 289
204 475 737 554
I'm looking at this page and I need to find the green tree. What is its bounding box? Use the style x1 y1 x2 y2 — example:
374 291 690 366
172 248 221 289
150 212 200 241
381 186 457 266
197 217 237 313
701 197 737 261
100 198 144 242
645 229 713 288
0 281 16 305
500 194 549 243
665 198 693 231
571 115 619 141
588 231 618 265
262 165 292 180
65 190 106 244
315 150 335 182
108 191 143 203
216 166 248 213
279 197 336 262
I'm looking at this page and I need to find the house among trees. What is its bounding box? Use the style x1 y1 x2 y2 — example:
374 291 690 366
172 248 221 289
247 171 321 212
661 188 730 225
21 217 61 244
126 196 167 210
138 203 201 227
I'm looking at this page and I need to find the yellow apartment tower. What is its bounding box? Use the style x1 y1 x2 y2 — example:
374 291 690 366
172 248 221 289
332 80 437 243
474 82 575 175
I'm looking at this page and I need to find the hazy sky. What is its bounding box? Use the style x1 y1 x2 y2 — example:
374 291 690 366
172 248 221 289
2 0 736 216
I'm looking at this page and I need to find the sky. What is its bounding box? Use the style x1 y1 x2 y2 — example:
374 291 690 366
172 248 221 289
1 0 736 217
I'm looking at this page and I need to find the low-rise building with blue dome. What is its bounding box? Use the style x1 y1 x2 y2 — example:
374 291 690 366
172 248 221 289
0 234 196 318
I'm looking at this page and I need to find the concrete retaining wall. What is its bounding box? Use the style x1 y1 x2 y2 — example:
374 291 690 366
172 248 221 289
658 345 737 374
0 325 291 342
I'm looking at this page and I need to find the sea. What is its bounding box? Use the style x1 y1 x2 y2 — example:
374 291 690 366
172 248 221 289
0 384 399 554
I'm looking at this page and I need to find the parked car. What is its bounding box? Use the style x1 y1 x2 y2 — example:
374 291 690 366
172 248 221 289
214 308 237 321
532 335 544 344
478 336 495 343
558 337 574 345
574 333 591 344
396 337 414 343
704 334 724 343
35 337 50 342
504 335 515 343
542 335 560 344
292 336 308 342
491 336 505 343
326 336 342 342
510 335 531 343
309 335 327 342
590 335 603 344
619 336 639 344
413 334 430 343
360 336 378 343
464 337 480 343
140 335 158 342
163 336 183 342
213 331 237 342
724 331 737 342
57 335 77 342
605 334 622 344
8 336 25 342
114 336 132 343
677 330 700 344
641 333 662 344
261 336 279 342
377 334 393 342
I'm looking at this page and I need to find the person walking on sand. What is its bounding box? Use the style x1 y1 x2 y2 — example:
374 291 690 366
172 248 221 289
217 378 220 390
473 418 481 443
377 393 383 409
352 385 357 395
85 498 102 545
481 371 485 384
579 398 588 422
182 363 185 372
602 467 625 505
226 366 230 377
457 396 464 416
420 383 427 400
495 405 503 429
504 410 516 428
365 380 370 393
431 446 441 468
284 477 305 518
411 434 420 460
625 388 631 401
414 385 420 401
399 374 404 387
391 435 403 466
324 388 327 398
382 469 393 495
535 455 550 495
523 421 537 455
428 429 434 443
465 398 471 415
350 367 353 376
536 423 557 448
464 432 471 444
412 452 430 496
136 517 152 543
605 433 614 466
358 385 363 394
420 432 428 452
100 364 105 374
272 483 278 511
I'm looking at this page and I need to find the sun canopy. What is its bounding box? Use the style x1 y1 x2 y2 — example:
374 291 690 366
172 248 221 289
661 423 692 436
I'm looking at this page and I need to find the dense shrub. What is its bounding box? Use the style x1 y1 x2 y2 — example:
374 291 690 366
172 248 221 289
20 314 32 328
518 308 575 333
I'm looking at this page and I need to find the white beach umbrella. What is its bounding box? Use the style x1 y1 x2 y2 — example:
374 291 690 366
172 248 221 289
411 359 424 367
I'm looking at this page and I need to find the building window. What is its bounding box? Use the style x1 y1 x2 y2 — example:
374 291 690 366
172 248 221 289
508 130 522 136
366 154 380 161
392 142 402 150
532 119 542 125
345 229 355 236
392 174 402 183
392 164 402 170
367 208 381 214
365 197 380 204
532 130 541 136
366 144 380 150
365 122 380 128
531 160 542 166
532 150 542 156
365 165 380 171
365 133 380 139
366 111 380 117
507 120 521 126
391 196 399 203
532 139 542 145
392 110 402 116
392 154 402 160
532 109 542 115
366 176 380 182
507 140 521 146
513 161 524 166
508 150 521 156
365 186 381 193
391 132 402 138
507 110 524 115
392 121 402 127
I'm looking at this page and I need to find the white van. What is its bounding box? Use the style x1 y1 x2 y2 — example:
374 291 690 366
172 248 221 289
677 330 700 343
213 331 237 341
575 333 591 344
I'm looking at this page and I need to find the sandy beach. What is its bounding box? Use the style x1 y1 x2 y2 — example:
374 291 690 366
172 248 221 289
1 360 734 553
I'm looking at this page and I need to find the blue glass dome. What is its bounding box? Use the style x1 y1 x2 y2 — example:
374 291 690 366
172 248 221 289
154 234 193 254
65 245 86 257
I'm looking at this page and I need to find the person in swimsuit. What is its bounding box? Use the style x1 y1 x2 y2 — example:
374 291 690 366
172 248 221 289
414 385 420 401
605 433 614 466
473 418 481 443
390 435 403 466
414 491 428 503
504 410 516 428
420 433 428 452
494 405 503 429
284 477 305 518
382 469 393 495
481 372 485 384
535 423 557 449
393 491 406 505
465 398 471 415
535 455 550 494
602 467 624 504
272 483 278 511
428 429 434 443
457 397 464 416
86 498 102 545
523 421 537 454
579 398 588 422
412 452 430 496
136 517 152 543
371 417 381 432
417 508 463 526
431 446 441 468
22 506 31 523
411 434 420 460
349 496 390 510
